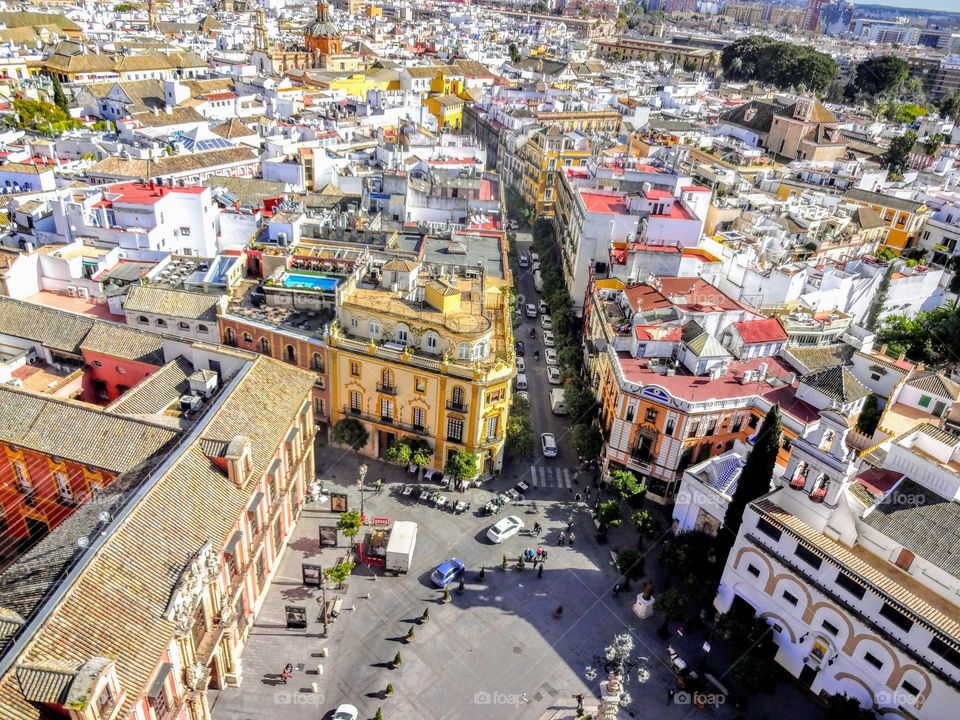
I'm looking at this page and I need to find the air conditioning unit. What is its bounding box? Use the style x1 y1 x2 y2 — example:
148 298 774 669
179 394 203 413
67 286 78 297
77 288 90 299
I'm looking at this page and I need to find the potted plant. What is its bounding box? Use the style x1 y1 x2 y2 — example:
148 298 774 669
456 578 465 595
385 683 394 697
392 651 402 669
501 554 508 570
375 709 384 720
442 586 451 603
421 608 429 623
405 627 415 643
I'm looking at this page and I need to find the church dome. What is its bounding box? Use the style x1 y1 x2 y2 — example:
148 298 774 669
308 2 339 38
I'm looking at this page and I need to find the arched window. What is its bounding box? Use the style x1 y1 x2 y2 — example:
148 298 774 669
260 337 271 355
472 341 486 360
225 328 236 345
156 318 167 327
285 344 297 363
197 324 208 334
457 342 470 360
137 315 149 325
179 321 190 330
423 331 439 353
242 332 253 343
395 324 409 345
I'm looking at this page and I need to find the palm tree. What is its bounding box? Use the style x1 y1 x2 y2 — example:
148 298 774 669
730 56 743 78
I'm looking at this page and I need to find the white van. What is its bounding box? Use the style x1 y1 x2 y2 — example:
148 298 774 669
533 270 543 293
550 388 567 415
516 373 528 391
385 521 417 575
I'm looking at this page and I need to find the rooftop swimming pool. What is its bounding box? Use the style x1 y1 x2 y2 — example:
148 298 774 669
282 273 340 291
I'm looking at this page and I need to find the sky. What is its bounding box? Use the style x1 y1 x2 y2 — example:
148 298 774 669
851 0 959 14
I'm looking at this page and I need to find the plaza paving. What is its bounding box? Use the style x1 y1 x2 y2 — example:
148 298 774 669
210 448 818 720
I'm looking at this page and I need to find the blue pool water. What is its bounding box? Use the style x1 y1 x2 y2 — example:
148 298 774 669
282 273 339 291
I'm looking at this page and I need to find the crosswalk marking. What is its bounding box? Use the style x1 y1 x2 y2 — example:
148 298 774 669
529 466 573 489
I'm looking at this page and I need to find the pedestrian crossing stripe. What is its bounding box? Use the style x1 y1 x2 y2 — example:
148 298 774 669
529 466 572 488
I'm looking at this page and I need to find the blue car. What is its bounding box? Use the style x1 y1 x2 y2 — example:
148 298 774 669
431 558 465 587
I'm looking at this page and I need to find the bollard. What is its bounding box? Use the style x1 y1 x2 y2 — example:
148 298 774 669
321 647 328 657
317 665 323 676
312 682 318 693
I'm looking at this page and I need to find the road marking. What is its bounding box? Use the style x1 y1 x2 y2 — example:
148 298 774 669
562 468 571 489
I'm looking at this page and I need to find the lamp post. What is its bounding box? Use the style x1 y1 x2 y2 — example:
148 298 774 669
357 463 368 522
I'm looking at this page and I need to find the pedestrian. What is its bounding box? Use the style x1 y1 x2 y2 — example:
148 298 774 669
576 693 584 714
280 663 292 685
585 486 592 499
541 548 548 562
667 688 675 705
566 520 573 533
533 521 542 535
375 478 383 493
557 531 565 546
574 492 582 503
568 531 576 546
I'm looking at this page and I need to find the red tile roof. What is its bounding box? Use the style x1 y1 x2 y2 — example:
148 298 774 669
107 181 205 205
655 277 746 312
682 185 711 192
653 202 693 220
734 317 788 344
580 189 628 214
623 283 670 312
644 188 673 200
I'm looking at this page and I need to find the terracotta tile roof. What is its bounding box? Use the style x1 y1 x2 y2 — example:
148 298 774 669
0 357 315 720
0 296 95 354
79 322 166 364
211 118 256 140
733 317 788 344
906 371 960 400
843 188 924 214
0 385 179 472
754 499 960 641
123 285 221 321
106 355 194 416
131 106 205 128
87 147 258 180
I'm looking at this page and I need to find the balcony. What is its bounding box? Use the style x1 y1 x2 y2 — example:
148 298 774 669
630 447 653 463
446 400 468 413
377 383 398 396
482 434 503 447
380 415 394 425
341 406 428 435
447 435 464 444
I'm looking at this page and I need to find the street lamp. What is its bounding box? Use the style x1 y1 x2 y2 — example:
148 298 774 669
357 463 368 521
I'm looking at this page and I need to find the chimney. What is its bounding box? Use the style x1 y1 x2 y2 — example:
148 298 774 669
165 105 173 115
917 362 925 371
224 436 253 488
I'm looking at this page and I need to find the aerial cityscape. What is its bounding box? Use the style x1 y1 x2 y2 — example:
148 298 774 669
0 0 959 719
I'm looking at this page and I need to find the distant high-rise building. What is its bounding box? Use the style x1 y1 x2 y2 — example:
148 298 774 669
820 1 853 37
803 0 828 32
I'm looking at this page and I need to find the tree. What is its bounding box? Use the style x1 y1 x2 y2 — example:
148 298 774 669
730 654 778 695
848 55 909 99
596 500 622 533
336 510 362 548
719 36 837 92
608 469 644 500
653 588 687 627
630 509 660 548
876 303 960 367
563 385 597 422
572 422 603 461
718 405 781 559
615 547 645 585
924 132 946 157
865 263 893 331
940 90 960 121
375 709 384 720
385 439 411 466
12 98 81 134
444 449 478 485
823 694 875 720
410 438 433 475
51 75 69 114
322 559 354 589
508 43 520 64
506 395 534 459
882 130 916 181
331 418 368 450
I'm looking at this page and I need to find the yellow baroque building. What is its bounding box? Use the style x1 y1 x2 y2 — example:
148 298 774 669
328 259 515 479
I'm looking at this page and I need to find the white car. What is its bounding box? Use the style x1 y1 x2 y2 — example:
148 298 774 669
515 390 529 403
545 349 558 366
525 303 538 318
540 315 552 330
530 252 540 263
487 515 524 543
333 705 359 720
516 357 525 372
547 366 561 384
518 255 529 268
541 432 558 457
543 330 555 347
538 299 548 314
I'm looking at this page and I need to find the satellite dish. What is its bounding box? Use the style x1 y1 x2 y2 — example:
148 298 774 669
77 537 89 548
98 512 111 523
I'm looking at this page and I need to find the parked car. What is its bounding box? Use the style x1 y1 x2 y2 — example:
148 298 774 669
547 366 561 384
542 330 555 347
540 315 552 330
545 349 558 366
540 433 558 457
333 705 359 720
515 340 525 355
538 299 548 314
530 252 540 263
515 390 529 403
431 558 466 587
518 255 529 268
487 515 524 543
516 373 528 390
525 303 538 318
516 357 525 372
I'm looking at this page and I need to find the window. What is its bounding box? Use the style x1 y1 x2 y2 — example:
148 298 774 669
425 333 438 351
242 332 253 343
756 517 782 541
260 337 271 354
625 405 635 422
664 418 675 436
412 407 425 430
864 652 884 670
687 421 699 438
285 345 296 363
179 321 190 330
783 591 798 606
350 391 361 412
95 686 116 718
485 415 499 441
12 461 31 493
748 415 759 429
312 353 324 372
871 372 881 381
835 572 866 600
138 315 149 325
645 408 658 423
731 415 743 433
929 637 960 669
795 544 823 570
368 318 380 336
746 563 760 578
901 680 920 697
225 328 236 345
458 342 470 360
451 386 465 409
198 324 208 334
447 417 464 442
821 620 839 636
315 397 325 417
350 361 360 377
380 398 394 421
54 472 72 502
156 318 167 327
415 377 426 393
381 368 394 388
879 602 914 632
919 395 931 408
396 327 408 344
472 342 486 360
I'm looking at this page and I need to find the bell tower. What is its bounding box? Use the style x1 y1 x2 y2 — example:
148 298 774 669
305 2 342 55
